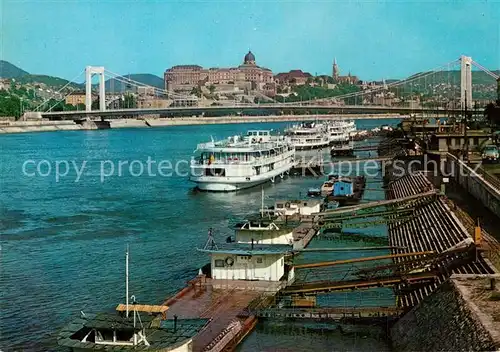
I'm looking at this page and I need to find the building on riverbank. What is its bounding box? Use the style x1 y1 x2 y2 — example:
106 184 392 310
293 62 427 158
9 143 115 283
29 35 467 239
164 51 274 94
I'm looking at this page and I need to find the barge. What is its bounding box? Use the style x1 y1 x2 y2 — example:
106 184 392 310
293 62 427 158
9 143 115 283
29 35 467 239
324 175 366 206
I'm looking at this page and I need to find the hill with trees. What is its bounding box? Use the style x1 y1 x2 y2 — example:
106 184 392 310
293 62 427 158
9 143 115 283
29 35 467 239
104 74 164 93
0 60 29 78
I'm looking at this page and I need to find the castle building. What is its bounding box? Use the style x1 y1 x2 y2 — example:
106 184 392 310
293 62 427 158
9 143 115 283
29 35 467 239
274 70 312 86
331 58 359 85
164 51 274 92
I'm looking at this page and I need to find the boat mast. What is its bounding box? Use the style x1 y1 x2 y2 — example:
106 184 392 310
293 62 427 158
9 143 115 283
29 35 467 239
126 244 129 317
261 186 264 217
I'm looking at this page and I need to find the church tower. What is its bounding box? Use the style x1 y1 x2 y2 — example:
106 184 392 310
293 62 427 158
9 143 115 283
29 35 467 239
332 58 339 80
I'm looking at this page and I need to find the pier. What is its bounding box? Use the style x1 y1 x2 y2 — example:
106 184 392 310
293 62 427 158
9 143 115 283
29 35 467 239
155 138 500 351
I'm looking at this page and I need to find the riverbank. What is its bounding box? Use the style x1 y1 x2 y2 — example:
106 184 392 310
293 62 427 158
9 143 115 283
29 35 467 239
0 114 404 134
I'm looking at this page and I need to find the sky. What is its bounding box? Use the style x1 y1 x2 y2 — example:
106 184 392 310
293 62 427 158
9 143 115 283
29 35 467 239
2 0 499 82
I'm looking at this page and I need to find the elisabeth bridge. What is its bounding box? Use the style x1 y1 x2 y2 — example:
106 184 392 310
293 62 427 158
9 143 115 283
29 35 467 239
27 55 499 121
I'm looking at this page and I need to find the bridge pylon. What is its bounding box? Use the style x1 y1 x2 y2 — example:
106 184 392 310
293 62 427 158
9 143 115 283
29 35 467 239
460 55 472 109
85 66 106 112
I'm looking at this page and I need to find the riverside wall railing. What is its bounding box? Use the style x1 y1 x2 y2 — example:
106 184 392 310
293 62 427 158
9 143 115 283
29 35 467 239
445 153 500 218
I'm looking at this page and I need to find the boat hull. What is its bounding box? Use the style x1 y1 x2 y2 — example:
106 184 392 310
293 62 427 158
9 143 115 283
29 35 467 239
294 143 330 151
190 164 292 192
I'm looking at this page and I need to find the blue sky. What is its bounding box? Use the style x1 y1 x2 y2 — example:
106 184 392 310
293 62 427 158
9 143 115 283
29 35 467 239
2 0 499 82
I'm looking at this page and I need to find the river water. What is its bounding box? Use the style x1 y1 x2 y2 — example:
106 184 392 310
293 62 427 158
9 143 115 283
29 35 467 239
0 119 400 351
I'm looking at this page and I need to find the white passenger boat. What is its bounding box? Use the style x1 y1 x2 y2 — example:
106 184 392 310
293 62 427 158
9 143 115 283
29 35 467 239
328 119 355 156
284 122 330 150
328 119 356 144
190 130 295 192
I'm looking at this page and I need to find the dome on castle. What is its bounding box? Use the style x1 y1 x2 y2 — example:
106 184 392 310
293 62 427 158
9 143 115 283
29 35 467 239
243 51 256 65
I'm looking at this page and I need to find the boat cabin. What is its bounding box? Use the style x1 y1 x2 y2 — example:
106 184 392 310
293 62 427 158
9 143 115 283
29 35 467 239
235 220 294 245
333 179 354 197
274 199 322 216
198 243 292 282
58 310 208 351
246 130 272 143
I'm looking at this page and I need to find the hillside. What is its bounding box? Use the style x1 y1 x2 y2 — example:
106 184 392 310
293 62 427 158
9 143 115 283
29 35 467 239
104 74 164 93
16 74 83 89
0 60 29 78
406 70 499 85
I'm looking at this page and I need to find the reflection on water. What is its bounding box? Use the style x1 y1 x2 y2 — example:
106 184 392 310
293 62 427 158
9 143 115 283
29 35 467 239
238 320 390 352
0 119 401 351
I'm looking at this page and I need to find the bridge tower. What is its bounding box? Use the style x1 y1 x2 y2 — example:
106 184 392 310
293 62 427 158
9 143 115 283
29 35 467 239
460 55 473 109
85 66 106 112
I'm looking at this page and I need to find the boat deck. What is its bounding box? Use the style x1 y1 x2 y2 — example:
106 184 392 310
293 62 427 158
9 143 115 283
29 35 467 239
163 277 280 352
292 221 318 250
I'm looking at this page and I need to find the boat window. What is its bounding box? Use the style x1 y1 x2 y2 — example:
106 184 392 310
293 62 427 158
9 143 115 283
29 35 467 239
256 257 263 264
276 204 284 208
281 258 284 266
214 259 225 267
205 168 226 177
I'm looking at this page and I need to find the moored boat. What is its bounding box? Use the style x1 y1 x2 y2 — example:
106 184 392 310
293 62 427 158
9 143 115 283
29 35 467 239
324 174 366 205
190 130 295 192
285 121 330 150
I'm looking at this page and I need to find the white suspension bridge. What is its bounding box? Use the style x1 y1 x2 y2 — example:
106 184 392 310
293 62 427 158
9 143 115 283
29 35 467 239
26 55 499 120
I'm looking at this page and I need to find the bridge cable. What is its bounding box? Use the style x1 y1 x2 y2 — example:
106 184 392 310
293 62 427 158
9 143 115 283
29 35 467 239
33 70 85 112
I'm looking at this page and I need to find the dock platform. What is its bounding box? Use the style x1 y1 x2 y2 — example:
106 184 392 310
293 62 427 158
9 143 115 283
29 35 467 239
254 306 404 322
292 220 318 250
386 170 496 309
164 276 281 352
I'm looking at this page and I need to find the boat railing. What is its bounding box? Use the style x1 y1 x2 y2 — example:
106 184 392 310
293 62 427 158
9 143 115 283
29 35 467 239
191 150 294 167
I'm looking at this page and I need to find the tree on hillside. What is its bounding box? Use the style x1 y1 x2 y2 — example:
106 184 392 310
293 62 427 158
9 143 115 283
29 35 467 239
190 86 202 98
484 101 500 129
118 93 137 109
208 85 216 95
0 90 21 118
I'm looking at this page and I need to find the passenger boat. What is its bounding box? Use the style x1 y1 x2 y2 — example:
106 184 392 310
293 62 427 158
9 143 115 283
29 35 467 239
284 121 330 150
327 120 355 156
190 130 295 192
328 119 356 144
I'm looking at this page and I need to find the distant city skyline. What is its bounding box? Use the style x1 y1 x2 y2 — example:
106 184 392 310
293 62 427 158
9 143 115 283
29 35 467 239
3 1 499 82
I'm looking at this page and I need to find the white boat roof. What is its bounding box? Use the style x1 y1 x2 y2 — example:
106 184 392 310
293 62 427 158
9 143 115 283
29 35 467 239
196 138 290 153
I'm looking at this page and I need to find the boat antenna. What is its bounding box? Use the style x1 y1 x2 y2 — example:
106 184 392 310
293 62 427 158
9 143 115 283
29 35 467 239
261 186 264 218
126 244 129 318
204 228 218 250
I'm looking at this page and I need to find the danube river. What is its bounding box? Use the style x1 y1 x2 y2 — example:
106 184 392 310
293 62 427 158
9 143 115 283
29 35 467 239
0 119 400 351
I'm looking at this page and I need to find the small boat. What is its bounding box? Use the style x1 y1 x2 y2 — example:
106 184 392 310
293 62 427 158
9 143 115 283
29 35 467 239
320 180 335 195
326 200 340 210
330 140 354 157
307 187 322 197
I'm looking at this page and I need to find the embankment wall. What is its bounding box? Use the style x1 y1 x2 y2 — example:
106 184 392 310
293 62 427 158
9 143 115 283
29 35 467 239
391 275 500 352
